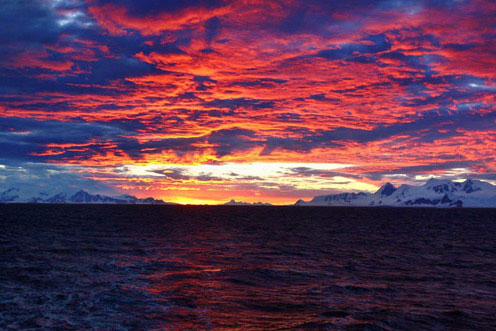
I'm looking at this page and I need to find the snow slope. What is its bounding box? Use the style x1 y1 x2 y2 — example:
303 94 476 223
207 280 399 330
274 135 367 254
295 179 496 208
224 199 272 206
0 188 171 204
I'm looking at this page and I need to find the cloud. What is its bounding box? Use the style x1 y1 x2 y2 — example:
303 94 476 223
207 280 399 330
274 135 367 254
204 16 221 44
0 117 130 161
207 128 259 156
363 160 480 179
150 167 223 181
0 0 495 203
0 1 61 45
61 56 163 84
0 162 117 196
90 0 227 18
205 98 276 110
313 34 390 61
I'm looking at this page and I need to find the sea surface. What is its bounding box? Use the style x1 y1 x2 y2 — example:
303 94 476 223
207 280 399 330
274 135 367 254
1 204 495 330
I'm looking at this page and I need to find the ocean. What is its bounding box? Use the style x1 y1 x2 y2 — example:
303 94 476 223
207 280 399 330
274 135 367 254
1 204 495 329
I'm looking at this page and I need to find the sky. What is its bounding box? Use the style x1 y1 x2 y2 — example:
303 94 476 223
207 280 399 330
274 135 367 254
0 0 495 204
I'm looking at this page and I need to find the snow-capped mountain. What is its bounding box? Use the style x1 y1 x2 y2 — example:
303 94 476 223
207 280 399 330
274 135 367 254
0 188 20 202
224 199 272 206
295 178 496 208
0 188 170 204
28 191 51 203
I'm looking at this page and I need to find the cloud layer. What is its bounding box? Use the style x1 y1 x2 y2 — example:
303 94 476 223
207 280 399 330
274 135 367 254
1 0 495 203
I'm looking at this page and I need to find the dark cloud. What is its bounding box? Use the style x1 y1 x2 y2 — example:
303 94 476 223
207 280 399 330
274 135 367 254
0 1 61 45
205 16 221 44
1 105 495 162
194 75 217 90
207 128 259 156
364 161 480 179
118 136 198 158
206 98 276 110
0 68 125 97
317 34 391 61
62 57 162 84
279 9 308 34
116 127 261 158
0 117 131 161
273 113 302 121
91 0 227 17
177 92 200 100
0 117 126 144
151 168 190 180
287 167 362 180
229 78 287 88
380 51 445 72
262 109 496 154
0 161 118 196
443 43 480 51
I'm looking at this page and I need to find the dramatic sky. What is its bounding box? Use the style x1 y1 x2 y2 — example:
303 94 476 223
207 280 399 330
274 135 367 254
1 0 495 204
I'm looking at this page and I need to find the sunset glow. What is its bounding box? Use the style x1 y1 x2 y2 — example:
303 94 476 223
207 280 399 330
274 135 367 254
1 0 495 203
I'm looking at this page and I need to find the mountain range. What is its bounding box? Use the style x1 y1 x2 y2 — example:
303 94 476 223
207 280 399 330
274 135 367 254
295 178 496 208
2 178 496 207
0 188 171 204
224 199 272 206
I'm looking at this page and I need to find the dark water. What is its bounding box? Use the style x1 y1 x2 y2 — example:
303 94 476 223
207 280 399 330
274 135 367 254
1 205 495 330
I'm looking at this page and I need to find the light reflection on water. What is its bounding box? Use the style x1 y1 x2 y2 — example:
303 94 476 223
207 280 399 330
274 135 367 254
1 204 495 329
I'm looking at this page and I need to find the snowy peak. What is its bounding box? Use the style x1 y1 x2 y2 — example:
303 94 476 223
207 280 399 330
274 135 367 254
462 179 478 193
302 191 372 207
65 190 167 204
225 199 272 206
424 178 460 194
0 188 20 202
29 192 50 203
296 178 496 208
70 190 94 203
114 194 138 202
46 193 68 203
0 188 170 204
375 182 396 197
460 179 493 194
